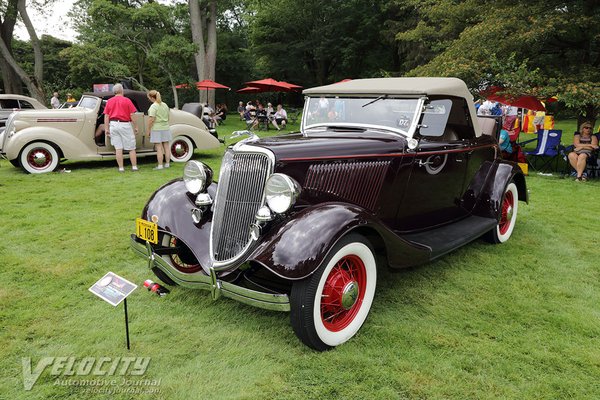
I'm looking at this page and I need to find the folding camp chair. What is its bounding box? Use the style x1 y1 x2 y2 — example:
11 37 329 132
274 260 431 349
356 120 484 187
519 129 563 172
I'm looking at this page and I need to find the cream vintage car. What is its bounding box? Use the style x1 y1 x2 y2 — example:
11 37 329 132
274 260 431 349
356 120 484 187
0 90 221 173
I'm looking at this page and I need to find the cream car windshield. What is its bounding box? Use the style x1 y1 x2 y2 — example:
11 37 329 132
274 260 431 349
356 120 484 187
78 96 100 110
303 96 421 136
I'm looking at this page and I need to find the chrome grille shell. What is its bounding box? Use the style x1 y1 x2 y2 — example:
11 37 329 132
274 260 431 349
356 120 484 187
210 144 274 269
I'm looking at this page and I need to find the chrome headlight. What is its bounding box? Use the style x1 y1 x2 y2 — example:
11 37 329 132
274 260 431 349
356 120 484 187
265 173 300 214
183 160 213 194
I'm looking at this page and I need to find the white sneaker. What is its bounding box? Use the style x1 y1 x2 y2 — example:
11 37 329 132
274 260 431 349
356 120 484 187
164 163 170 168
153 165 164 170
132 166 139 171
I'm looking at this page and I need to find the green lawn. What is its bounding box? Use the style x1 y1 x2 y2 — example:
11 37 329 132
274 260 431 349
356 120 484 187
1 117 599 399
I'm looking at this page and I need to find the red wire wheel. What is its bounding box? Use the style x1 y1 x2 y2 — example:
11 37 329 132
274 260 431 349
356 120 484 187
320 254 367 332
498 189 515 235
160 234 202 273
485 181 519 244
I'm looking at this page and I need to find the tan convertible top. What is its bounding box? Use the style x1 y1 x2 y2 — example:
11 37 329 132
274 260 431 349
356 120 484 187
303 77 474 100
303 77 483 137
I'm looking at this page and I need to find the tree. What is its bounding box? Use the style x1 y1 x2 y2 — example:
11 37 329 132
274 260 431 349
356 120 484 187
189 0 217 106
0 0 47 101
392 0 600 124
70 0 196 108
249 0 398 88
0 0 21 93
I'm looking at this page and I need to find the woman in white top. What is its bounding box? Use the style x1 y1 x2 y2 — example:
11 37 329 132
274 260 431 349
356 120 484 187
272 104 288 131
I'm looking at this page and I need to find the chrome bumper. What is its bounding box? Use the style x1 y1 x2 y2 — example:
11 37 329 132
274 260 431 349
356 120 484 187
130 235 290 312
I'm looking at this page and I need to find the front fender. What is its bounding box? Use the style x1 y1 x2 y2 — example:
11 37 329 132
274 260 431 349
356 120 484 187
249 203 430 280
142 178 216 271
4 127 73 160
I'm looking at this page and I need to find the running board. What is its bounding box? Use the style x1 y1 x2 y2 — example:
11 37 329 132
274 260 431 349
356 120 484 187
403 215 497 261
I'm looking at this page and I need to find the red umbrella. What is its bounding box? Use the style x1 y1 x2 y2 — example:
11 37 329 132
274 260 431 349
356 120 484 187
278 81 303 91
481 86 546 111
237 86 262 93
195 79 230 90
244 78 293 92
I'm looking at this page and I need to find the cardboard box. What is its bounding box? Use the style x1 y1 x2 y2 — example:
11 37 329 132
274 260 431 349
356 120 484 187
518 162 528 175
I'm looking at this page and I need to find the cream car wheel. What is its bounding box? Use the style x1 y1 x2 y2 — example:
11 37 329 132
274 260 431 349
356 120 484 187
170 136 194 162
20 142 59 174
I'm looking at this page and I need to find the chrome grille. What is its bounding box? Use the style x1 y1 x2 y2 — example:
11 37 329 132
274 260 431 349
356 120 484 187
211 150 272 262
304 160 390 211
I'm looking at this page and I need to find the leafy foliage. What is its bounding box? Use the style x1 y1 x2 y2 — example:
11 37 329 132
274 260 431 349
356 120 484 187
392 0 600 121
249 0 398 86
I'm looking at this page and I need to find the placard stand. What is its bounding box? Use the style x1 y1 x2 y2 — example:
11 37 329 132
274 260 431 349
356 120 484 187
124 298 131 350
89 272 138 350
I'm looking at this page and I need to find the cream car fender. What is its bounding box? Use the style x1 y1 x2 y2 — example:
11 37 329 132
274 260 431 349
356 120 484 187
5 126 92 160
170 123 220 150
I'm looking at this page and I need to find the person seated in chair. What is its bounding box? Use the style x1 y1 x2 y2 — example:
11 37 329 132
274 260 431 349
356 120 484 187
266 103 275 121
499 128 513 159
272 104 288 131
94 123 106 146
237 101 245 120
215 103 227 125
244 105 258 130
256 104 269 130
568 121 598 181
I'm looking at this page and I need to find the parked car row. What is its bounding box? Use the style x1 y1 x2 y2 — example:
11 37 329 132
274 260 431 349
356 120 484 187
0 90 220 173
130 77 528 350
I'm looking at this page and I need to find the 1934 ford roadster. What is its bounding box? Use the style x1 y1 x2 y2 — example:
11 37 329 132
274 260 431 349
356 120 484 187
130 77 527 351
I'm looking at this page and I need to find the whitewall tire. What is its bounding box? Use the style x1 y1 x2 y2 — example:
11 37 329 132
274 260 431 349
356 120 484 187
290 233 377 351
170 136 194 162
487 182 518 244
20 142 60 174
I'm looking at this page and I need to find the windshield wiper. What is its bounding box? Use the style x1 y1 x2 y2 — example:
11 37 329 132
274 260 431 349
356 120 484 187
362 95 387 108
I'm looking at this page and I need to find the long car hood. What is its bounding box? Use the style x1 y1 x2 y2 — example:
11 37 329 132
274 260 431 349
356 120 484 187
13 108 87 122
250 130 408 161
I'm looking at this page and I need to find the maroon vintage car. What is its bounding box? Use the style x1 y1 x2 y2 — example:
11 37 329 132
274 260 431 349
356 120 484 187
131 77 527 350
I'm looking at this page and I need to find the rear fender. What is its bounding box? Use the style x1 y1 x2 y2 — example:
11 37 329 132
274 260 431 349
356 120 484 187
169 123 220 150
472 160 527 220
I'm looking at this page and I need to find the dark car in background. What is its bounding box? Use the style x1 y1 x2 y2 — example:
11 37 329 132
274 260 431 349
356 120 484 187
131 77 528 350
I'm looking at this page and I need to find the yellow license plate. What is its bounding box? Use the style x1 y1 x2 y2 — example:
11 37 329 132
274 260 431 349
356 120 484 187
136 218 158 244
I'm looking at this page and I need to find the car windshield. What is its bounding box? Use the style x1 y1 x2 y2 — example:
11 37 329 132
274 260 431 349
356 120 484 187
78 96 99 110
303 96 421 136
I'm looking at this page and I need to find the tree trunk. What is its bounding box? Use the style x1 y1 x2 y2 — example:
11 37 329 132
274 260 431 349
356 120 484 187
17 0 43 84
189 0 206 102
0 30 44 101
577 104 598 130
205 0 217 108
0 0 21 94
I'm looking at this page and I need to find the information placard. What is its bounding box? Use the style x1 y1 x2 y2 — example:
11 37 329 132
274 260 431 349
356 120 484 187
89 272 138 306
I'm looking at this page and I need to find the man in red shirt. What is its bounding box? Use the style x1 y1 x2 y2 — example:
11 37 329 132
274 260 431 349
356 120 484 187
103 83 139 171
